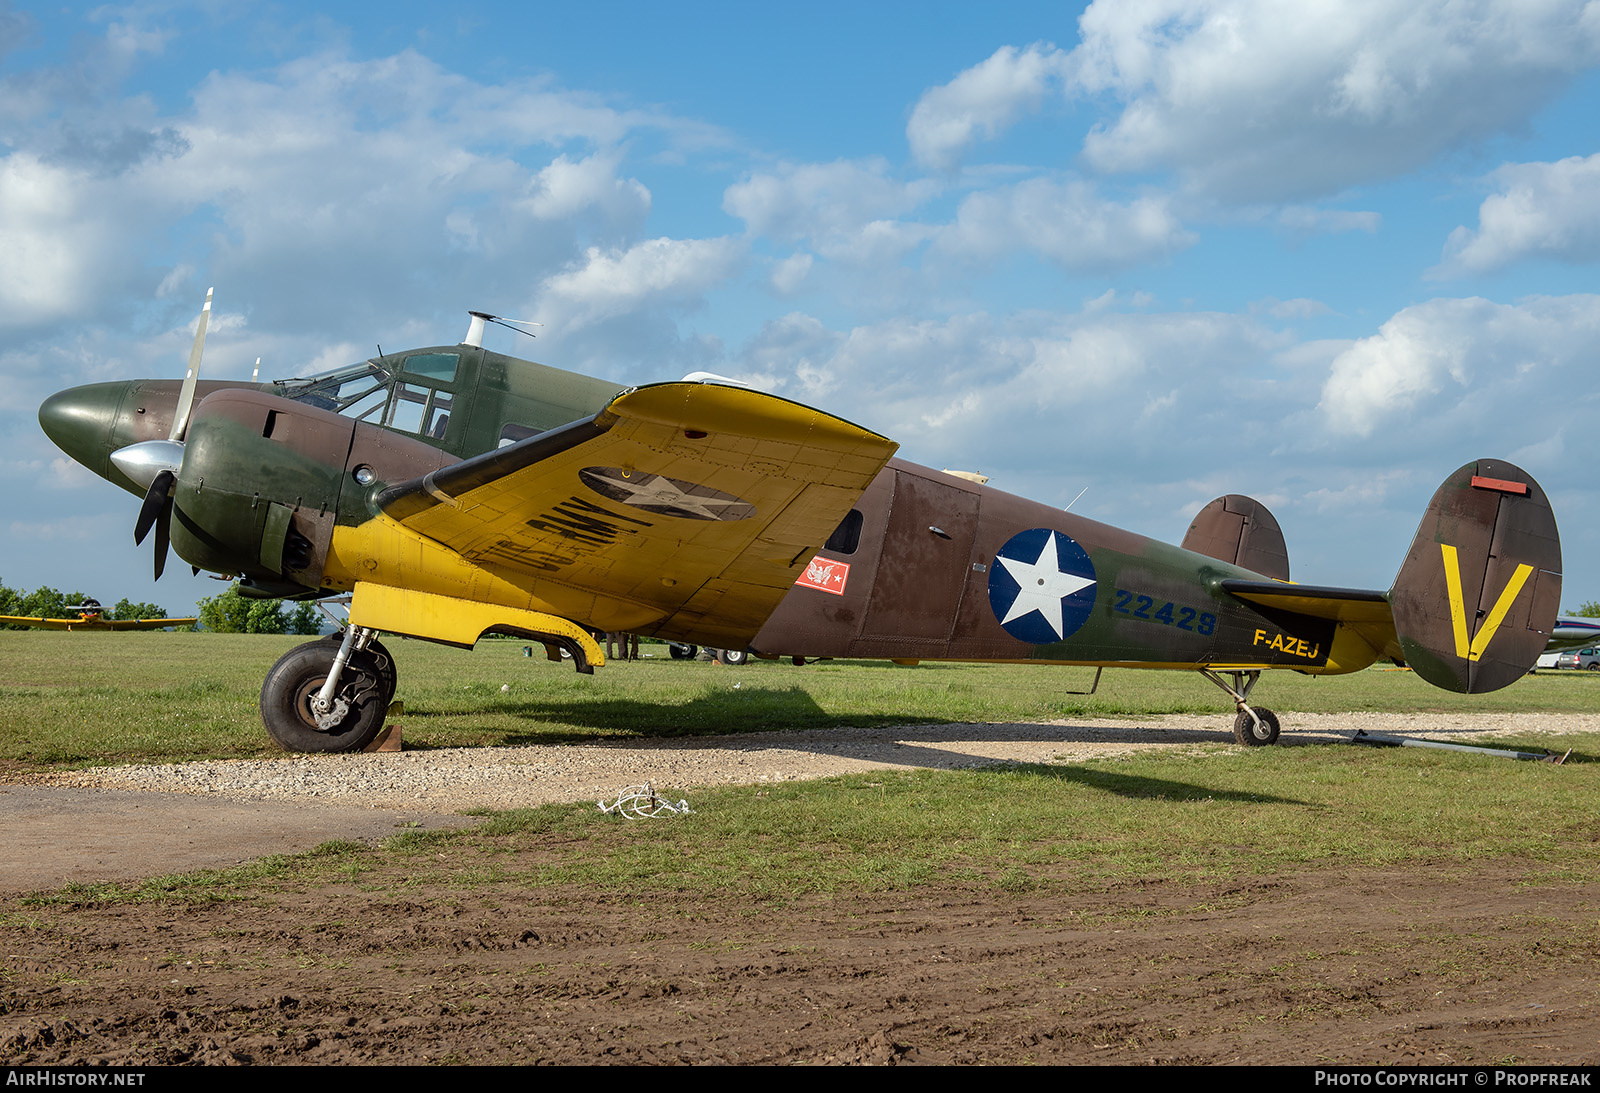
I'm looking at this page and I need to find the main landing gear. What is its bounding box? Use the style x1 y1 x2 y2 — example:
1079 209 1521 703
1198 668 1281 746
260 628 396 753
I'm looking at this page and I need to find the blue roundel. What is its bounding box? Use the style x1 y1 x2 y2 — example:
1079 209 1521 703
987 528 1098 644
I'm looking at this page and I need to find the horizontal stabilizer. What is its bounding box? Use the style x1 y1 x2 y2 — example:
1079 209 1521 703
1390 459 1561 693
1220 581 1391 624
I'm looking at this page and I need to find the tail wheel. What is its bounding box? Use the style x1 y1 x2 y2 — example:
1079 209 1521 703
1233 707 1281 746
260 638 393 753
668 643 697 660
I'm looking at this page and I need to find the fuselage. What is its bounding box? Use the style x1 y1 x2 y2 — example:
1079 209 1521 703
40 344 1377 674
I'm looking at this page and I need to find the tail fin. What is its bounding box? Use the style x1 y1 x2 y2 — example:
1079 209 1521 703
1390 459 1561 693
1181 494 1291 580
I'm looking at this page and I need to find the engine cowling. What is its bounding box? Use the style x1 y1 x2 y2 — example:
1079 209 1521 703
171 390 356 593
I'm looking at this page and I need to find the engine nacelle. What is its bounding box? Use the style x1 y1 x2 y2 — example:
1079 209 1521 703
171 390 356 593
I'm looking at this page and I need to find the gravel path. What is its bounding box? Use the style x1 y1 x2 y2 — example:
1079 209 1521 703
39 711 1596 814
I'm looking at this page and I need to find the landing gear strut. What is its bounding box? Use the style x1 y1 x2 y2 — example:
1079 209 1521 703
260 628 397 753
1198 668 1281 746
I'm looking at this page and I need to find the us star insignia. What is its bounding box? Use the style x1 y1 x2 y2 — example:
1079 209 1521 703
579 467 755 521
987 528 1098 644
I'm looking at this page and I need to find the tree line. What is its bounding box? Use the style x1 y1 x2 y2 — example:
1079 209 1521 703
4 575 1596 635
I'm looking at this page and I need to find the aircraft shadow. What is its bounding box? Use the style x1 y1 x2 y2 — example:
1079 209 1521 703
400 685 940 746
963 762 1309 805
393 688 1332 801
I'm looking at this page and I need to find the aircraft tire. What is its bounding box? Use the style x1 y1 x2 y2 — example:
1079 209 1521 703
721 648 750 666
367 638 398 706
1233 707 1281 746
668 643 698 660
260 640 391 753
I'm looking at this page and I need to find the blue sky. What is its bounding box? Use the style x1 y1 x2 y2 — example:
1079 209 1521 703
3 0 1599 618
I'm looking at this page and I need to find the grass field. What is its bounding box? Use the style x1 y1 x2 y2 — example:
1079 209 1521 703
2 630 1598 769
5 631 1599 1064
5 628 1598 898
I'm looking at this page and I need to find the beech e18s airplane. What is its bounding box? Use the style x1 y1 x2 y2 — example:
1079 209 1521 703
38 291 1562 752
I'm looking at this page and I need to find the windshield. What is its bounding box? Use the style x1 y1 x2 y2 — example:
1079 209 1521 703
277 359 392 421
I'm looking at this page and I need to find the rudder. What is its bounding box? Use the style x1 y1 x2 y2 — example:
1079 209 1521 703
1390 459 1561 693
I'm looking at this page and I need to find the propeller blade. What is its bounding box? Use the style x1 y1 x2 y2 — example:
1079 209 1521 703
133 470 175 546
153 503 171 581
169 287 212 442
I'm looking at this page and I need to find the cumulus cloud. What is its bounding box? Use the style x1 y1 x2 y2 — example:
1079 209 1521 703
0 149 194 328
1434 154 1600 275
538 236 746 329
1318 294 1600 436
520 149 652 228
934 176 1196 272
0 44 714 339
769 253 813 295
907 43 1072 170
736 306 1290 473
1068 0 1600 200
722 159 939 265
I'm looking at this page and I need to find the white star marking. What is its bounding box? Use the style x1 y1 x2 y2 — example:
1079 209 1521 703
588 470 747 519
996 532 1095 640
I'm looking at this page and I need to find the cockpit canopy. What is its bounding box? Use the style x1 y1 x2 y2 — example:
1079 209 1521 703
276 351 461 441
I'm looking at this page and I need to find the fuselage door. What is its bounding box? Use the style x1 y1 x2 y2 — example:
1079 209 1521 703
858 467 981 648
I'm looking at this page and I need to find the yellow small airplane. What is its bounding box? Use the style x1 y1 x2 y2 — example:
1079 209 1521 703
0 599 195 632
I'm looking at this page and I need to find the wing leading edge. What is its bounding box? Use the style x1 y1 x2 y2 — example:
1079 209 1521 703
375 382 898 647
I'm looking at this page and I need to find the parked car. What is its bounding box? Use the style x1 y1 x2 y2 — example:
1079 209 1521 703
1555 647 1600 670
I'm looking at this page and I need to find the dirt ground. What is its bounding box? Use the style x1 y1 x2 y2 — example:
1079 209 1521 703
3 716 1598 1065
3 860 1596 1065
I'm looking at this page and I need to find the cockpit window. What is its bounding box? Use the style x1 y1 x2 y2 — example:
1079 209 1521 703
403 353 458 383
278 360 392 422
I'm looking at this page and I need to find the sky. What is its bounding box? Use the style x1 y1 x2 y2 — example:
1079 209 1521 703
2 0 1599 619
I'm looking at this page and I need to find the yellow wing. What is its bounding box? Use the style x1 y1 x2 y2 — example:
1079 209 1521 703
0 616 195 631
376 382 898 647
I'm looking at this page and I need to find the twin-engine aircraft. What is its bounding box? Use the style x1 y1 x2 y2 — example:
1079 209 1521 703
38 293 1562 752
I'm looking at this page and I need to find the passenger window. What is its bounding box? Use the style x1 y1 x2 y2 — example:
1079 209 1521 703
824 509 863 555
499 423 541 448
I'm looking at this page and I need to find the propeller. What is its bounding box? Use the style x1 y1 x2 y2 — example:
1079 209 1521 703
169 287 212 442
133 469 176 580
110 288 213 580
